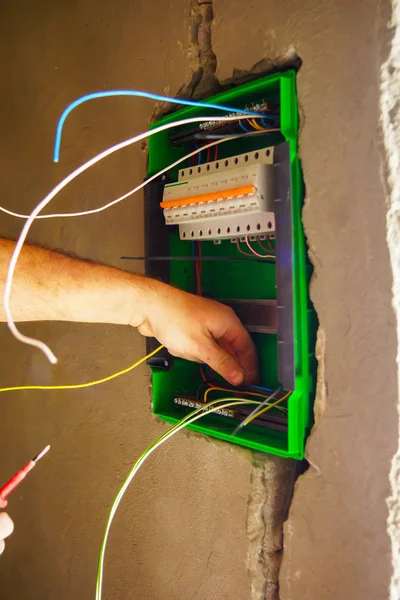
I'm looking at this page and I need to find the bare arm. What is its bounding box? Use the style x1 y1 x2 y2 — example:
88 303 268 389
0 239 258 385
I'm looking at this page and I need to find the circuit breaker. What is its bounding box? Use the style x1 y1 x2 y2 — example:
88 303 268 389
141 70 315 460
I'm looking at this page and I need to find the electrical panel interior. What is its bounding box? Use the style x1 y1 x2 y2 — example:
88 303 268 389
140 70 315 460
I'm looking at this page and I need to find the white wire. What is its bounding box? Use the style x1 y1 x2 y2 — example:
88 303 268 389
0 135 234 220
95 397 258 600
3 115 246 363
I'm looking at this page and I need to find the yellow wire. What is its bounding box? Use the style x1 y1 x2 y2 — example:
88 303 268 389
203 385 272 404
203 385 288 415
0 345 164 393
244 392 291 426
249 118 265 131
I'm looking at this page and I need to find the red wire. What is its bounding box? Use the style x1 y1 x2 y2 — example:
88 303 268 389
207 147 211 162
200 365 208 382
196 263 202 295
266 234 275 251
245 236 275 259
197 241 203 274
214 145 219 161
257 235 275 253
235 238 254 257
195 241 202 296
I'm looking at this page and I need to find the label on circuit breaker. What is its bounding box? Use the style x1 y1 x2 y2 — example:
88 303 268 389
173 397 235 418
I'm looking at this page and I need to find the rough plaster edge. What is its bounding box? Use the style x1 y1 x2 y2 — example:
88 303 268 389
381 1 400 598
247 464 271 600
247 458 296 600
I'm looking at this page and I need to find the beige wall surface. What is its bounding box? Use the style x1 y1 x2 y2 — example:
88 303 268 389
0 2 396 600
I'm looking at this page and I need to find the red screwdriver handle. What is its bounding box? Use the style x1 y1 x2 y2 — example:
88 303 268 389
0 461 35 508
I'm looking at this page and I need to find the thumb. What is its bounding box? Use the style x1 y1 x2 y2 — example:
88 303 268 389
200 340 244 386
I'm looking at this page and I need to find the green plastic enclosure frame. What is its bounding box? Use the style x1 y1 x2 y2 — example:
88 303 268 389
146 70 315 459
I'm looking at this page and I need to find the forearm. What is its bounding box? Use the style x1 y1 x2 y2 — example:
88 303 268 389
0 238 257 384
0 238 150 326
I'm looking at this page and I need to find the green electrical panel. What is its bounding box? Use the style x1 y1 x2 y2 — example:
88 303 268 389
143 70 315 459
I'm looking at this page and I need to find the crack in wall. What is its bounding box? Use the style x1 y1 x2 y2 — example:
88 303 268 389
380 0 400 597
152 0 221 123
151 3 307 598
246 456 299 600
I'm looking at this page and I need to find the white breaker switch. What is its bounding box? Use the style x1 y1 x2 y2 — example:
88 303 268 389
160 146 275 241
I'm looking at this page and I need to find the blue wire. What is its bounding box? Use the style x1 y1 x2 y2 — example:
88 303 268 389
246 384 274 394
239 120 252 133
261 116 279 127
53 90 260 162
202 363 273 394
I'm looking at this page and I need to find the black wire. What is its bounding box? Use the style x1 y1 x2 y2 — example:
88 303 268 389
120 255 275 264
192 129 280 140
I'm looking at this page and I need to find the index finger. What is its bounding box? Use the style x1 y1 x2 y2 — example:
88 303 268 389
217 322 259 385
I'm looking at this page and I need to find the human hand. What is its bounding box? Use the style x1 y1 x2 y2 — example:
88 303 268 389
134 280 258 385
0 513 14 555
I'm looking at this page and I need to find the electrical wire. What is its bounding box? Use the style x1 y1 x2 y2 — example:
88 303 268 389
261 116 279 127
95 396 261 600
95 391 290 599
199 365 208 382
0 118 252 221
248 118 265 131
0 345 163 394
199 363 279 403
257 235 275 253
195 240 202 296
192 129 280 140
246 383 274 394
120 255 272 263
3 116 253 364
235 238 255 257
244 236 275 259
202 384 287 414
203 384 274 404
53 90 261 162
239 120 252 133
232 386 283 436
245 392 291 426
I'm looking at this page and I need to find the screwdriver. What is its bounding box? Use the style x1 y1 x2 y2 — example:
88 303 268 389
0 445 50 508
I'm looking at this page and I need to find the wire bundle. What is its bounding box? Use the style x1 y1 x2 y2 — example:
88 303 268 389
0 90 285 600
236 235 275 259
95 393 288 600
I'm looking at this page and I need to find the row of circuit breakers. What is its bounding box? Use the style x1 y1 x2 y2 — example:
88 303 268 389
160 147 275 241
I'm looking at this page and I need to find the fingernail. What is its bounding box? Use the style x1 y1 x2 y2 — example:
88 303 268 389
228 370 244 386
